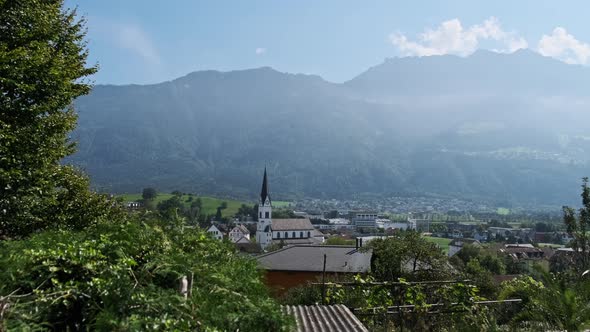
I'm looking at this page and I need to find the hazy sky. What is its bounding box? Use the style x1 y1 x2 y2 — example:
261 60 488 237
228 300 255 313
67 0 590 85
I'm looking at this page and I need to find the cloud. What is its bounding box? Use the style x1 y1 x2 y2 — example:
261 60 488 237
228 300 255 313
538 27 590 65
114 23 160 65
255 47 267 55
390 17 527 57
92 18 160 65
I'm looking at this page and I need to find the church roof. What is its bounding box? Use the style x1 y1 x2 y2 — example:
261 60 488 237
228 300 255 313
271 218 315 231
273 237 323 245
260 167 270 203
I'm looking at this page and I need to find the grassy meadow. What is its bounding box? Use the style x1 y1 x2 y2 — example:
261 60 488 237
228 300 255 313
423 236 453 253
119 193 248 218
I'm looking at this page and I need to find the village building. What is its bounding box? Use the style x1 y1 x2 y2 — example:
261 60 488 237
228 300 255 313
255 168 323 250
350 211 378 229
206 224 224 240
448 238 481 257
257 245 372 294
229 224 250 243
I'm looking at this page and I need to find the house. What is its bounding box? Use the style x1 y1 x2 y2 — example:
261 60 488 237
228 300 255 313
500 244 546 273
473 232 488 242
448 238 481 257
500 244 545 261
255 168 324 250
207 224 224 240
229 224 250 243
282 305 368 332
257 245 372 293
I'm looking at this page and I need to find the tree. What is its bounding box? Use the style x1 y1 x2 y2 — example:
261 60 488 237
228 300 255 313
500 270 590 331
142 187 157 201
157 195 185 220
0 0 116 238
0 217 292 331
364 231 450 281
563 177 590 273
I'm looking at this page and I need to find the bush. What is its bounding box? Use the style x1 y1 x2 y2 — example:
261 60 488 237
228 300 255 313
0 217 292 331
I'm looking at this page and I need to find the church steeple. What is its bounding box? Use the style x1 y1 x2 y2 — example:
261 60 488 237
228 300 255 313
260 167 270 204
257 167 273 250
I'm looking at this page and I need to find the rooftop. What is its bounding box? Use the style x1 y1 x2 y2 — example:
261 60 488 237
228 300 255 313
282 304 368 332
272 218 315 231
257 245 372 273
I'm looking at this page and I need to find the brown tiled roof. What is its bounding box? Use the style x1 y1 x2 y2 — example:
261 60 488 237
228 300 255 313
282 304 369 332
272 218 315 231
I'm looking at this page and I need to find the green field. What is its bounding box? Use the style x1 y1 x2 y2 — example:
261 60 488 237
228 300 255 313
272 200 293 207
120 193 248 218
423 236 453 253
496 207 510 215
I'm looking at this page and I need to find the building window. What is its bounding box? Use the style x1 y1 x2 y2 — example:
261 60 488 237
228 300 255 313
292 232 296 238
277 232 280 239
300 232 303 238
285 232 289 238
265 211 269 218
307 231 311 238
259 212 262 218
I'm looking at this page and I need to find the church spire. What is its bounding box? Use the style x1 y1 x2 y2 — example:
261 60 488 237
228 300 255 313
260 167 270 204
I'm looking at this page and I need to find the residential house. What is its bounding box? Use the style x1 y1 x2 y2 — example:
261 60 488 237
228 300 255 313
229 224 250 243
448 238 481 257
257 245 372 294
499 244 545 272
207 224 224 240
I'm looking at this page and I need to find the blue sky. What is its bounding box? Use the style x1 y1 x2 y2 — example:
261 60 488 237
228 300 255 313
67 0 590 85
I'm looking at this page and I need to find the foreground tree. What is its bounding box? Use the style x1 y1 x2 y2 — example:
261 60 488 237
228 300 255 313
0 0 113 238
0 2 292 330
0 216 292 330
563 177 590 272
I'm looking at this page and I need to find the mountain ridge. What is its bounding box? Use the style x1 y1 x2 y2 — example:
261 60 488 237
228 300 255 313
69 51 590 207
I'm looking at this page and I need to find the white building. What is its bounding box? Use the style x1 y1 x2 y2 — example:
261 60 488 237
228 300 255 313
255 168 323 250
207 224 224 240
229 224 250 243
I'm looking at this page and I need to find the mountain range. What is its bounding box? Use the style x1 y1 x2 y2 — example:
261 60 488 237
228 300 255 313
69 50 590 208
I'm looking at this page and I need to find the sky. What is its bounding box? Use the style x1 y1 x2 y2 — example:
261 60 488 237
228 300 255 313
67 0 590 85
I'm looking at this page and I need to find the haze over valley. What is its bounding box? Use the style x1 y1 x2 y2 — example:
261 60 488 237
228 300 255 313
70 50 590 208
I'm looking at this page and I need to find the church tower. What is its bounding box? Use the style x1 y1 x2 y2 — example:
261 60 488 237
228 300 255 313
256 168 273 249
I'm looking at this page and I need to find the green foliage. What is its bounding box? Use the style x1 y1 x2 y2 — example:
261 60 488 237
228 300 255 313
142 188 157 201
499 270 590 331
365 231 451 281
121 193 245 219
563 177 590 273
325 236 355 246
0 0 114 238
0 217 291 331
157 195 185 219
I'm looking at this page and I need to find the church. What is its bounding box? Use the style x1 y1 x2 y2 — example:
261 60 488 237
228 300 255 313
256 168 322 250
